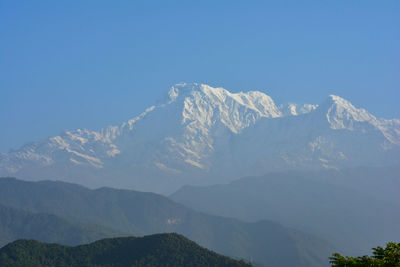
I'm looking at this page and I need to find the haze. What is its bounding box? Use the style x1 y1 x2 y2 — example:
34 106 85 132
0 1 399 267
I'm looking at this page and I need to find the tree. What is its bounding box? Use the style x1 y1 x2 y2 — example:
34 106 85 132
329 242 400 267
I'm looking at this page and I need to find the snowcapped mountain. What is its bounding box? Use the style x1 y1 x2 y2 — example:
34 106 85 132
1 83 399 193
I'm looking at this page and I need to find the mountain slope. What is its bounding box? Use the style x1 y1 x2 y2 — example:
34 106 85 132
0 177 334 267
227 96 400 178
0 204 120 248
0 83 398 193
170 166 400 255
0 233 251 267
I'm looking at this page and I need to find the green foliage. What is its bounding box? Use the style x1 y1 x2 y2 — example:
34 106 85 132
330 242 400 266
0 233 252 267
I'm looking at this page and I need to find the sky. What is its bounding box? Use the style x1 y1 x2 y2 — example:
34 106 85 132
0 0 399 153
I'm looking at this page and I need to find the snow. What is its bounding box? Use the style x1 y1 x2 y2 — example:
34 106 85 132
324 95 378 130
280 103 318 116
0 83 399 188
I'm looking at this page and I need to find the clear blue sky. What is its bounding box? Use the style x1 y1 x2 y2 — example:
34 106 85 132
1 0 399 152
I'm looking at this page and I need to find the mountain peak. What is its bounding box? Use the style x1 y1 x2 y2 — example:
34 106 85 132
1 84 399 193
166 83 202 103
326 94 355 108
328 94 347 101
166 83 235 104
166 83 281 118
320 94 377 130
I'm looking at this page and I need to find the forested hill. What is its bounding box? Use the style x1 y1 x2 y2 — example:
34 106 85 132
0 233 251 267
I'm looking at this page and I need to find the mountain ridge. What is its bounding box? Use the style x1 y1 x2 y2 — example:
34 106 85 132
170 166 400 255
0 176 334 267
1 83 398 193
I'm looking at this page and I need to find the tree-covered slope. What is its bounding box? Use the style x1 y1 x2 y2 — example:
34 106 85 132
0 204 120 248
0 233 251 267
0 177 334 267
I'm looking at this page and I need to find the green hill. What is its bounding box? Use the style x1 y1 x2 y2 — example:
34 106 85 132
0 233 251 267
0 204 120 248
0 177 334 267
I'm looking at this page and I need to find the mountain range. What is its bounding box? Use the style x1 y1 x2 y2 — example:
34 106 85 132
1 83 399 194
171 166 400 255
0 177 334 267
